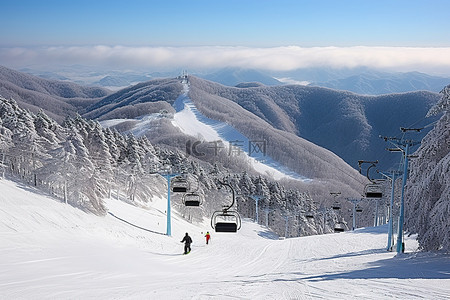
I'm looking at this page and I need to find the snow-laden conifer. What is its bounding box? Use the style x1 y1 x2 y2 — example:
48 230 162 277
405 85 450 252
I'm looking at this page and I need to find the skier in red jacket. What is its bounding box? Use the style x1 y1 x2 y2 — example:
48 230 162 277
205 231 211 245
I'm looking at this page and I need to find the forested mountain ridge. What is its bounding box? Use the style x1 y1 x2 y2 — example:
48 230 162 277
1 66 441 173
83 75 368 200
84 77 183 120
0 65 111 122
186 76 441 171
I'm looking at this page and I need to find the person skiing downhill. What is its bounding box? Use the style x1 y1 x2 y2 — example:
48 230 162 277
181 232 192 254
205 231 211 245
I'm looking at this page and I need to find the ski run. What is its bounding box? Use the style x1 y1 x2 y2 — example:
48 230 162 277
1 178 449 299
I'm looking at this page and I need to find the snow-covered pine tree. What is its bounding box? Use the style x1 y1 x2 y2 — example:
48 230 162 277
0 114 13 178
405 84 450 252
85 121 114 199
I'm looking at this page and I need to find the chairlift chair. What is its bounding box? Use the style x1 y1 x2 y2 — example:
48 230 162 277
183 192 202 207
305 211 314 219
332 202 341 210
171 176 189 193
355 205 363 213
210 179 242 233
334 222 345 232
365 183 383 198
211 210 241 232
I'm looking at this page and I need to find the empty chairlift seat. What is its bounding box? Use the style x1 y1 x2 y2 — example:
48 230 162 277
334 223 345 232
183 192 202 207
211 210 241 233
171 176 189 193
332 202 341 210
214 222 238 232
365 184 383 198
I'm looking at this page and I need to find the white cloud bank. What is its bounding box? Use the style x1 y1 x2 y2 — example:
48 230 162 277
2 45 450 75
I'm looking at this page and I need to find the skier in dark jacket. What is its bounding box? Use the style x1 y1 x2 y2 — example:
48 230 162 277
180 232 192 254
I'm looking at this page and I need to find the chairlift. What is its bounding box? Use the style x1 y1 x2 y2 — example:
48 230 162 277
334 222 345 232
183 192 202 207
355 205 363 213
305 211 314 219
171 176 189 193
211 180 242 233
365 183 383 198
211 210 241 232
332 202 341 210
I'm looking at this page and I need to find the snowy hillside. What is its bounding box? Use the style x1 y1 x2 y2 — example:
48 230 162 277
0 65 110 123
1 178 449 299
171 83 308 181
101 82 308 181
186 76 440 173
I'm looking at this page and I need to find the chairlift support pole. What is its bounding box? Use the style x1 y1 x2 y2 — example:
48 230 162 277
397 143 409 253
256 196 259 224
161 173 179 236
346 198 361 230
153 161 179 237
249 195 263 224
323 209 326 233
284 215 289 238
374 199 379 227
379 170 402 251
381 131 420 253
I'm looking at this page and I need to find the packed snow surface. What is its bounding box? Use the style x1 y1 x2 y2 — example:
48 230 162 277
1 178 449 299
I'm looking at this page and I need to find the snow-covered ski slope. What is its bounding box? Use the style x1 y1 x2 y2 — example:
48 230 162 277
172 83 310 181
101 83 309 181
1 178 449 299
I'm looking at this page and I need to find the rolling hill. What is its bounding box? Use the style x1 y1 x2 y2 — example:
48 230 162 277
0 65 110 122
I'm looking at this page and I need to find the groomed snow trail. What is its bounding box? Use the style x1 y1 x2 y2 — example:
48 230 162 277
1 179 449 299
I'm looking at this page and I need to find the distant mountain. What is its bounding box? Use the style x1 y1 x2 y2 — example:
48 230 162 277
195 67 450 95
272 67 366 84
0 65 110 122
197 67 282 87
315 71 450 95
94 74 153 88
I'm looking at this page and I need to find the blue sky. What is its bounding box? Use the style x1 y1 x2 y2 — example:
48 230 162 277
1 0 450 74
2 0 449 47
